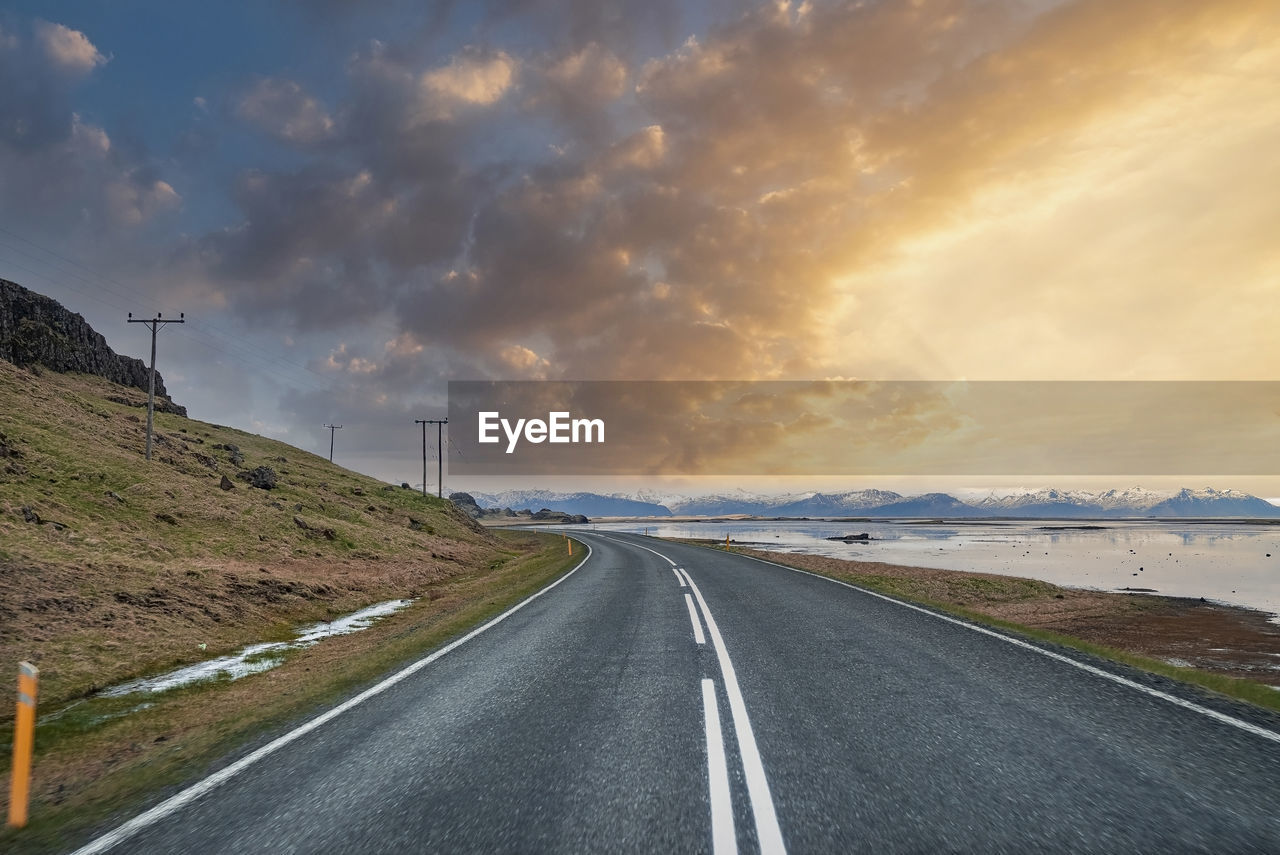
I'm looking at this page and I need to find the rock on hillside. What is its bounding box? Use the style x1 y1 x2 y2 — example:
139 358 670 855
0 278 185 415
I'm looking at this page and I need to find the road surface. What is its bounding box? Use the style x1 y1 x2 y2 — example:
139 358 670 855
73 531 1280 854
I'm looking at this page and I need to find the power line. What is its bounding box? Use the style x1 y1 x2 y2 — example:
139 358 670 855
0 253 333 395
0 226 411 377
0 234 336 385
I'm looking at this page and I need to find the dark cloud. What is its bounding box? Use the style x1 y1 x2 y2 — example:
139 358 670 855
7 1 1275 482
235 77 336 146
0 19 89 151
472 0 690 55
194 0 1262 388
521 42 631 144
0 19 179 236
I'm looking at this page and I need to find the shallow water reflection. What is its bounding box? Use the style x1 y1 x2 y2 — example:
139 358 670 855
594 520 1280 617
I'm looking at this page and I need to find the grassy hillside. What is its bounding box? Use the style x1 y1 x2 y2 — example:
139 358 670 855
0 358 506 712
0 358 588 850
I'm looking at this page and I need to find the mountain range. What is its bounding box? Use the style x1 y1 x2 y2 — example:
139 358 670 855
469 487 1280 519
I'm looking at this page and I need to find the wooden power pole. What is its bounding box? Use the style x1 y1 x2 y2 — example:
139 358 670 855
414 418 447 497
324 424 342 462
127 312 184 461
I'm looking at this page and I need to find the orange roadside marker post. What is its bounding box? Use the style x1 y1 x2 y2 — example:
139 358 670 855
725 533 730 549
8 661 38 828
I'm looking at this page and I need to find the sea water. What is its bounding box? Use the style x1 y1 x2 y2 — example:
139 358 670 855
592 520 1280 617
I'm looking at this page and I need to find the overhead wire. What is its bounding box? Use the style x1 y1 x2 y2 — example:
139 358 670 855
0 253 332 396
0 230 342 395
0 225 414 378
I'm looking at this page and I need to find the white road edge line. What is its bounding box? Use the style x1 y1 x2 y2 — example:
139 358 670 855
727 549 1280 746
674 567 688 586
702 678 739 855
597 535 787 854
685 593 707 645
71 543 596 855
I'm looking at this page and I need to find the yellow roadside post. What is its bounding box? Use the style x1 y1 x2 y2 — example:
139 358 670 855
725 533 730 549
8 661 38 828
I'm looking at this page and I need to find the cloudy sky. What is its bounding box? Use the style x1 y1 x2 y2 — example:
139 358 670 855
2 1 1277 498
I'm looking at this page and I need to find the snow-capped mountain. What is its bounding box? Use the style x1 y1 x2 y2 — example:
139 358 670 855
1091 487 1169 511
979 487 1167 512
976 488 1104 510
668 490 820 516
465 487 1280 519
770 490 906 517
621 488 703 508
1145 488 1279 518
861 492 982 518
973 487 1278 518
470 490 672 517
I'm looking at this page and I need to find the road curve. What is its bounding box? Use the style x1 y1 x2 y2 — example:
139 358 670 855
72 531 1280 854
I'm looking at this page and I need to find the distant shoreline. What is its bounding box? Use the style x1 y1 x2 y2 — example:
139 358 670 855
583 514 1280 525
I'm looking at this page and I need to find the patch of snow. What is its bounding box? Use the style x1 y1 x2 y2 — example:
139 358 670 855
99 599 414 697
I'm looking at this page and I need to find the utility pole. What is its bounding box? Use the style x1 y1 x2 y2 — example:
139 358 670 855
127 311 184 461
324 424 342 462
414 418 447 497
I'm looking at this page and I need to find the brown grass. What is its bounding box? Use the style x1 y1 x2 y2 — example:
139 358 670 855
0 359 505 713
0 530 581 854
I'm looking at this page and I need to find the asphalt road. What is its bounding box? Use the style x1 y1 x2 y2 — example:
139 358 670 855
74 531 1280 854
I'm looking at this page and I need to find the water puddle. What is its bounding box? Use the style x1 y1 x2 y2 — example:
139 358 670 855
99 599 414 698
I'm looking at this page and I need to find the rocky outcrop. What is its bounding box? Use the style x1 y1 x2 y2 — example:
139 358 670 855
449 492 488 518
449 492 588 524
0 278 185 415
531 508 589 524
237 466 278 490
104 393 186 417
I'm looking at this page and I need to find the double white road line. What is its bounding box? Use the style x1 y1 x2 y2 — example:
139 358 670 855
604 535 788 855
